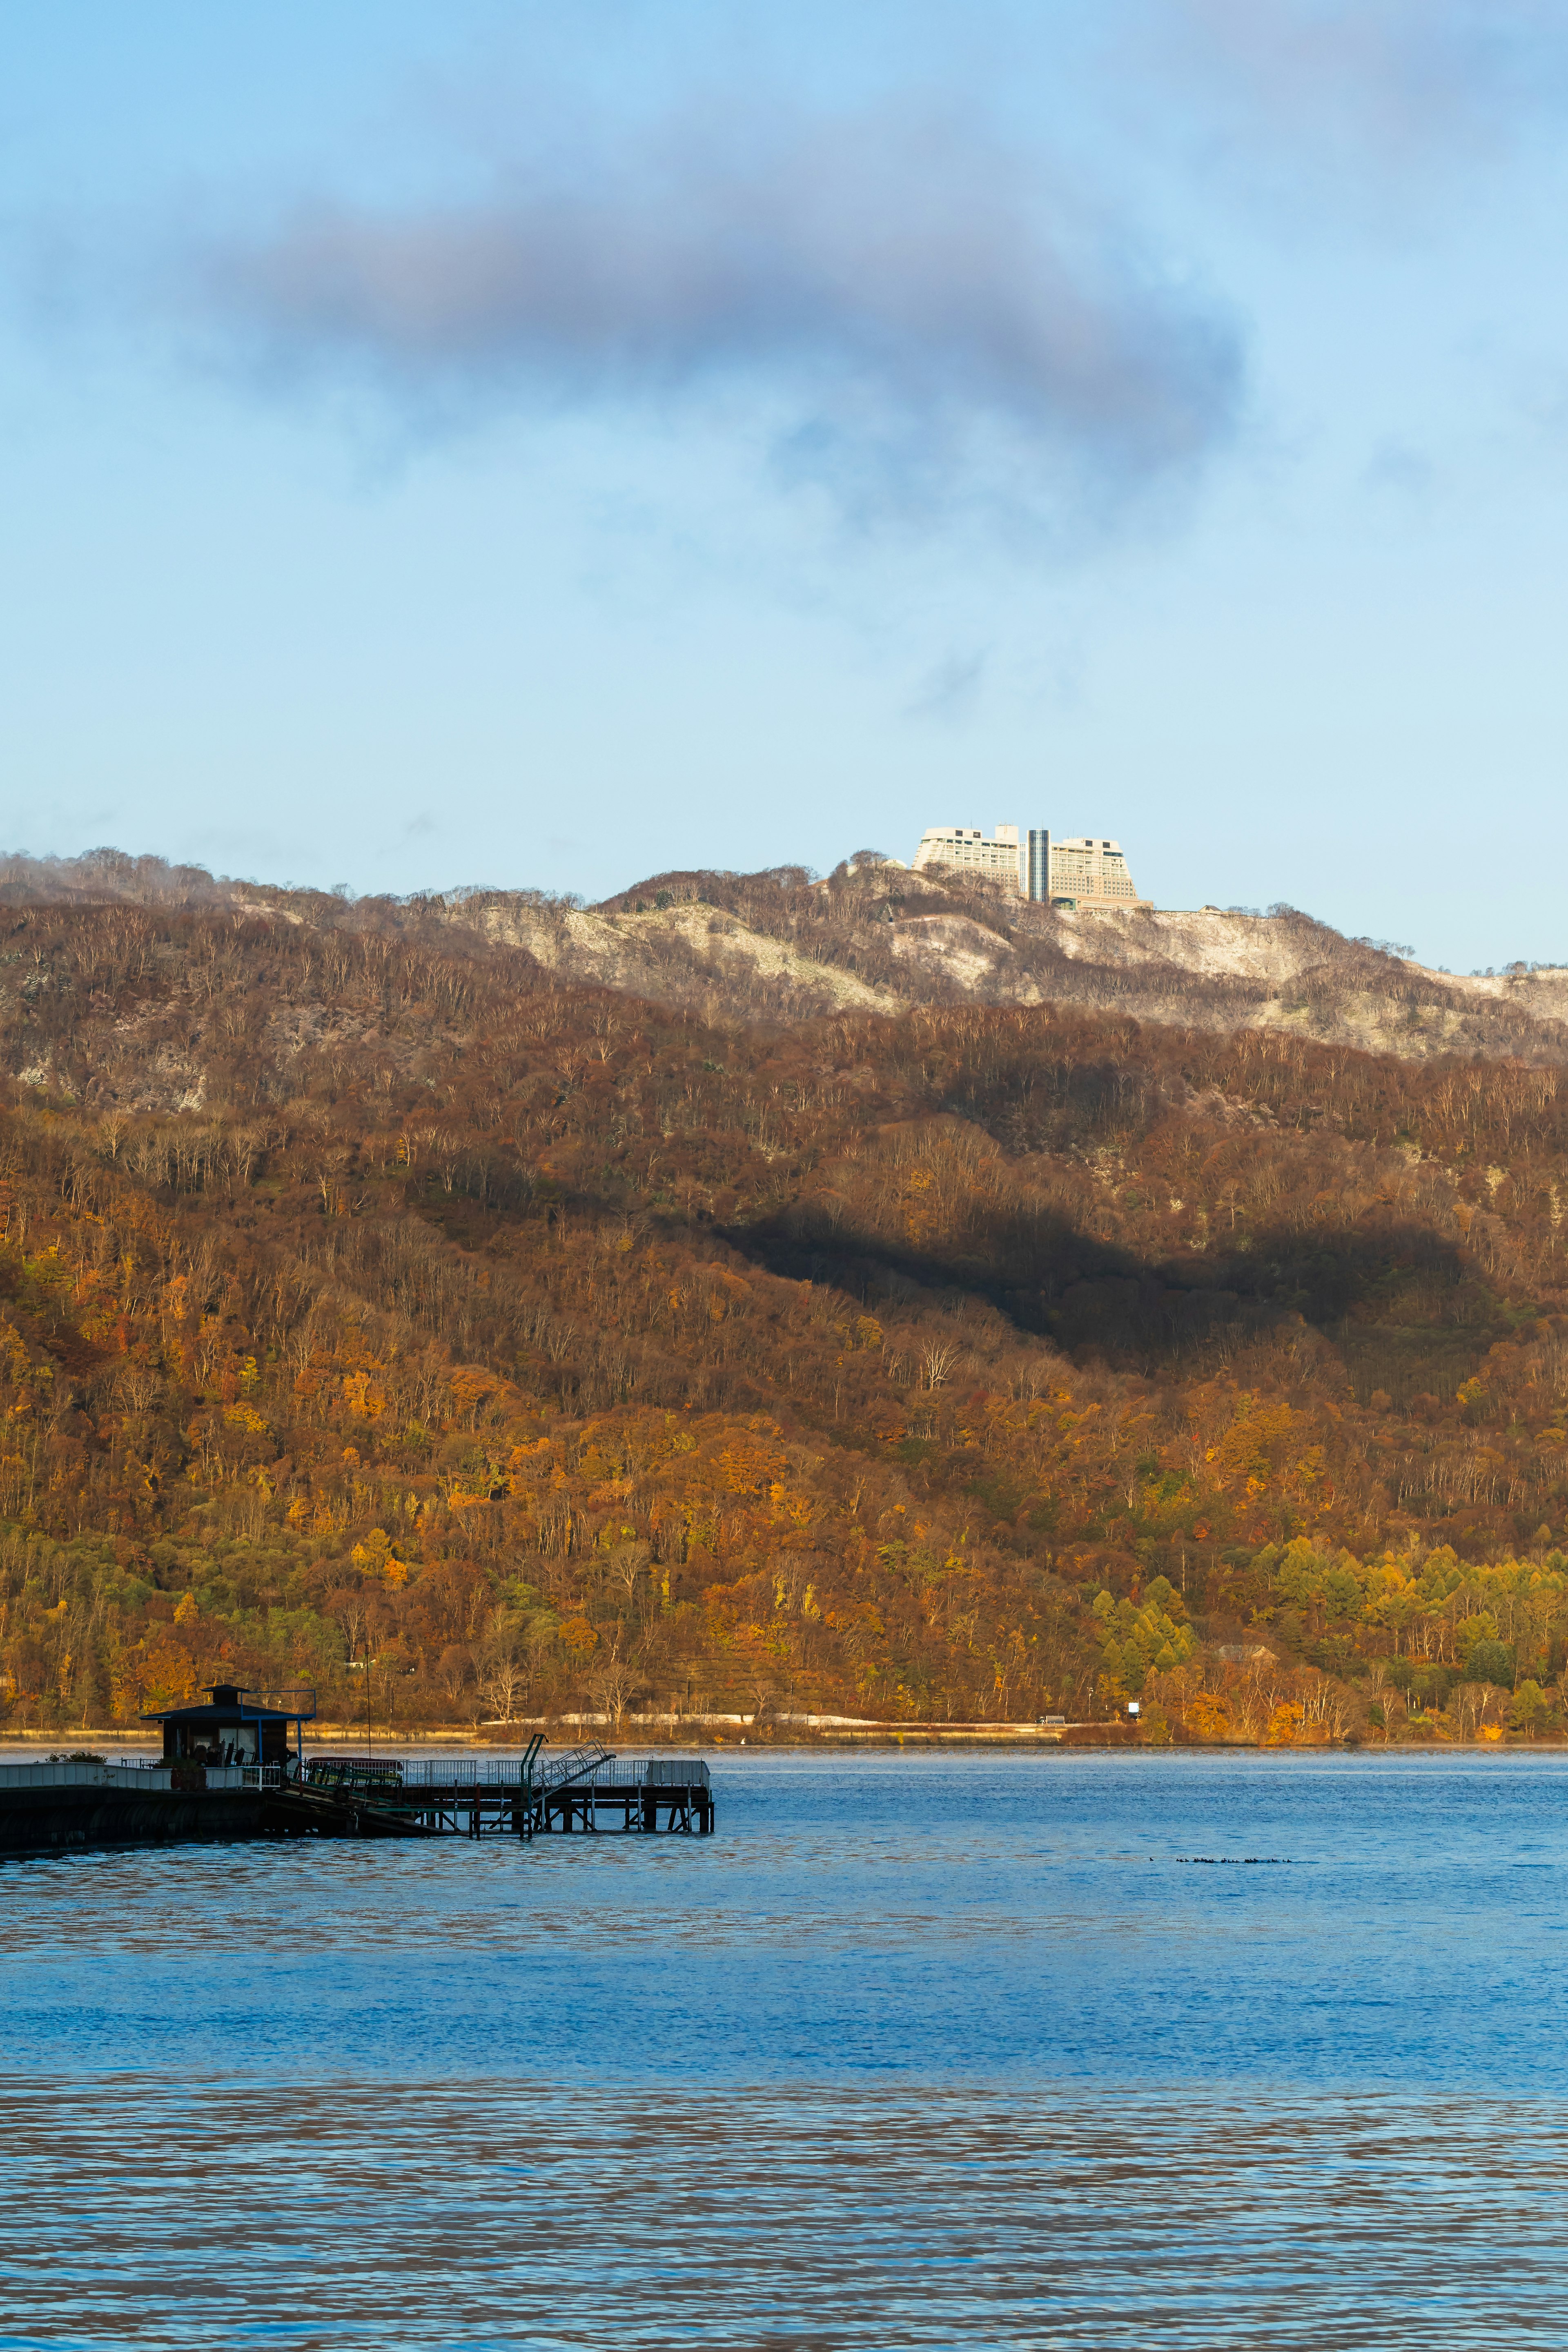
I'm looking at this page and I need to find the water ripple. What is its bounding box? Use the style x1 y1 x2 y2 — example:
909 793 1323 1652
2 2079 1564 2350
6 1751 1568 2343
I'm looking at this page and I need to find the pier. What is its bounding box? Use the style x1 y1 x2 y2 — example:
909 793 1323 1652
0 1693 714 1856
298 1742 715 1840
533 1754 715 1837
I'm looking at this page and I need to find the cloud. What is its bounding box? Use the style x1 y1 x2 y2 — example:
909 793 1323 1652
1158 1 1568 182
178 103 1242 529
906 648 988 724
1363 438 1435 499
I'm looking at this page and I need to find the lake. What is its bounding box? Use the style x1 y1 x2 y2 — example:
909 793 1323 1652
4 1747 1567 2348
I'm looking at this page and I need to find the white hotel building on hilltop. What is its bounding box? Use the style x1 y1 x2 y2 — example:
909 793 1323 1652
912 824 1150 911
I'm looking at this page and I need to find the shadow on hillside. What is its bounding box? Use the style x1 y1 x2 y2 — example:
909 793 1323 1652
726 1202 1519 1397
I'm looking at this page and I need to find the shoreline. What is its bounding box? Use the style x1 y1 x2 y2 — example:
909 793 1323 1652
0 1727 1559 1756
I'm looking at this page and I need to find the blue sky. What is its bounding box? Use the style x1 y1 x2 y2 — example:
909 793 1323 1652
3 1 1567 966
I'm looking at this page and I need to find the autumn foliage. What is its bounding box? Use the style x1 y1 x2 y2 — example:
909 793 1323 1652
4 881 1568 1743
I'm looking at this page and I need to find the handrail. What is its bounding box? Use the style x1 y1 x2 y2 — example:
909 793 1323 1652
557 1756 710 1790
296 1750 705 1794
300 1749 608 1793
305 1757 405 1790
301 1747 658 1796
534 1743 611 1792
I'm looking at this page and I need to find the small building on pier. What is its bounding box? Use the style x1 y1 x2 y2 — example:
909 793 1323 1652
143 1684 314 1772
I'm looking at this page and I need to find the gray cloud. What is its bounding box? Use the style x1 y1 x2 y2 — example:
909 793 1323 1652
181 105 1242 526
907 647 989 724
1161 0 1568 176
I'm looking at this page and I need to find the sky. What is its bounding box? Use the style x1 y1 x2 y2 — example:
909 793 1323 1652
2 1 1567 968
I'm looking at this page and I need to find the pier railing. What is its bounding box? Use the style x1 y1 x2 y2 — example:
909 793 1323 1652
0 1760 176 1791
112 1758 283 1787
0 1758 278 1792
305 1755 567 1792
296 1749 708 1793
302 1746 613 1794
576 1757 712 1790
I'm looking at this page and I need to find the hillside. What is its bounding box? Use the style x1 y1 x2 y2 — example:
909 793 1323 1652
6 846 1567 1059
1 866 1568 1746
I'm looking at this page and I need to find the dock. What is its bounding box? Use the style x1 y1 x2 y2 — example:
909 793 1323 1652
297 1742 715 1840
0 1730 713 1858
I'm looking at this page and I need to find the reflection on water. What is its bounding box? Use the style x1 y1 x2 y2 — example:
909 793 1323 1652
4 1751 1568 2345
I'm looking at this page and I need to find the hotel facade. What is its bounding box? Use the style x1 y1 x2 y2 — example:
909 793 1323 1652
912 824 1149 911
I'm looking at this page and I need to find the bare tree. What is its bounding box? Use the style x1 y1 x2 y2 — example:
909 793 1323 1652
477 1649 528 1722
589 1637 636 1726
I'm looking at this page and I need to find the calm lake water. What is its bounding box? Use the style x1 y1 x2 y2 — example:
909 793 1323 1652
4 1747 1568 2348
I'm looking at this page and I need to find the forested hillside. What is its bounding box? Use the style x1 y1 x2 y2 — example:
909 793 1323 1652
8 844 1568 1057
4 874 1568 1744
